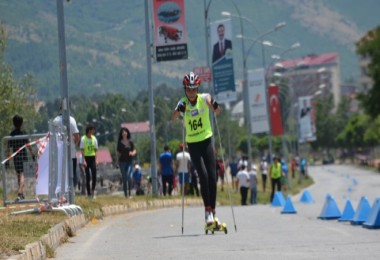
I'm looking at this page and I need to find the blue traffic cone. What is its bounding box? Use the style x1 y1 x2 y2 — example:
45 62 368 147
338 198 355 222
319 193 341 220
281 196 297 214
272 191 285 207
300 190 314 204
363 198 380 229
352 178 358 186
351 196 371 225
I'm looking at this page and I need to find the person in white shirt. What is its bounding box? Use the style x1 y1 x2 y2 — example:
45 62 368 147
260 157 268 192
236 164 250 205
175 143 191 195
249 165 258 205
53 107 80 191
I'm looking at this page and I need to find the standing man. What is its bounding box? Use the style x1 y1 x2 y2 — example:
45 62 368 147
269 157 283 202
175 143 191 195
53 106 80 191
236 164 250 205
212 23 232 63
159 145 174 196
7 115 36 201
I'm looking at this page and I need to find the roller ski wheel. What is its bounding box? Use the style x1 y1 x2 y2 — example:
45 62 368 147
204 217 227 235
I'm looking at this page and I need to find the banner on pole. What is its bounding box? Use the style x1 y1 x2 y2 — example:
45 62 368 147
269 84 284 136
247 69 269 134
298 96 317 143
193 66 211 82
210 19 236 103
153 0 188 62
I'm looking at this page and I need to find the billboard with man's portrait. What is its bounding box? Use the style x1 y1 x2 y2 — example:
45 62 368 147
210 19 236 103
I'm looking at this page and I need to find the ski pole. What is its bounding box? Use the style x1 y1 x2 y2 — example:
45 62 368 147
213 114 237 232
181 121 185 235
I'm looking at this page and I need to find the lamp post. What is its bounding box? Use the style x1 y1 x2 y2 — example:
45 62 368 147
221 10 285 168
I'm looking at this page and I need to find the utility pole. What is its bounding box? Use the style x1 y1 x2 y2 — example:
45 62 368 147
56 0 74 204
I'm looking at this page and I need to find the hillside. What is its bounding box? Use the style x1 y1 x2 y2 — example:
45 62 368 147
0 0 379 101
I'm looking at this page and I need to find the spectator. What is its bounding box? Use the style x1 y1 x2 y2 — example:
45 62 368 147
77 153 86 195
7 115 36 201
132 163 143 195
249 164 258 205
175 143 191 195
281 159 288 193
229 157 238 192
269 157 283 202
260 157 268 192
116 127 136 198
53 106 80 191
189 160 200 197
300 158 308 179
291 157 297 179
236 164 250 205
80 124 98 199
159 145 174 196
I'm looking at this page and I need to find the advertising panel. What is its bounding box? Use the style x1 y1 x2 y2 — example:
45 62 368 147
247 69 269 134
298 96 317 143
210 19 236 103
153 0 188 62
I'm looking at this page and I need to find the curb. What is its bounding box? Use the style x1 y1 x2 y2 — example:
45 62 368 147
7 198 202 260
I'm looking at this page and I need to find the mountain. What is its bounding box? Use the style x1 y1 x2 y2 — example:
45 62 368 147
1 0 379 101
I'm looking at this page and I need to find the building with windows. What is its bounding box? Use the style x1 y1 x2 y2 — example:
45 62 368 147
270 52 341 107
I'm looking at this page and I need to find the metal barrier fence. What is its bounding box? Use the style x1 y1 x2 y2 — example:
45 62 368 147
1 121 70 207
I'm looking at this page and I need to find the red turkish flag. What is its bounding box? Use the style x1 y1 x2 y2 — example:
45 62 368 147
269 84 283 136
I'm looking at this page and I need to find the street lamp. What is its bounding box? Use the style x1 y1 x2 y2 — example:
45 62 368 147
222 10 286 168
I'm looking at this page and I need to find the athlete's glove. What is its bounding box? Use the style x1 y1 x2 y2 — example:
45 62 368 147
211 98 219 110
175 101 186 113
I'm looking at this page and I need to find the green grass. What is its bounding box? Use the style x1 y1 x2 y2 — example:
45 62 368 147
0 173 312 258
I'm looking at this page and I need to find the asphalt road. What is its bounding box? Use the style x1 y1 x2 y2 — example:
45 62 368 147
55 165 380 260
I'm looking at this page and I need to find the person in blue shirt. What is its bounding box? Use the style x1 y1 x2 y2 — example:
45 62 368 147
300 158 308 179
229 157 238 192
132 163 143 195
159 145 174 196
281 159 288 192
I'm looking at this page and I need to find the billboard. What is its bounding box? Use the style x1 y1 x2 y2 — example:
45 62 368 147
210 19 236 103
298 96 317 143
153 0 188 62
247 69 269 134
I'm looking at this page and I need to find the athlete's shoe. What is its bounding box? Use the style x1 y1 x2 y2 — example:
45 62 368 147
15 193 25 201
205 211 214 225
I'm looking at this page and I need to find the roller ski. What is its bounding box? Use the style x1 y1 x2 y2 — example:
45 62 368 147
204 212 227 235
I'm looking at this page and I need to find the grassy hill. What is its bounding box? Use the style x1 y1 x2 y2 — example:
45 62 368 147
0 0 379 100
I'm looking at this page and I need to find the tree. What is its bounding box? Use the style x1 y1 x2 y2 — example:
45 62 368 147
0 24 40 140
336 114 369 153
312 93 338 152
356 26 380 119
